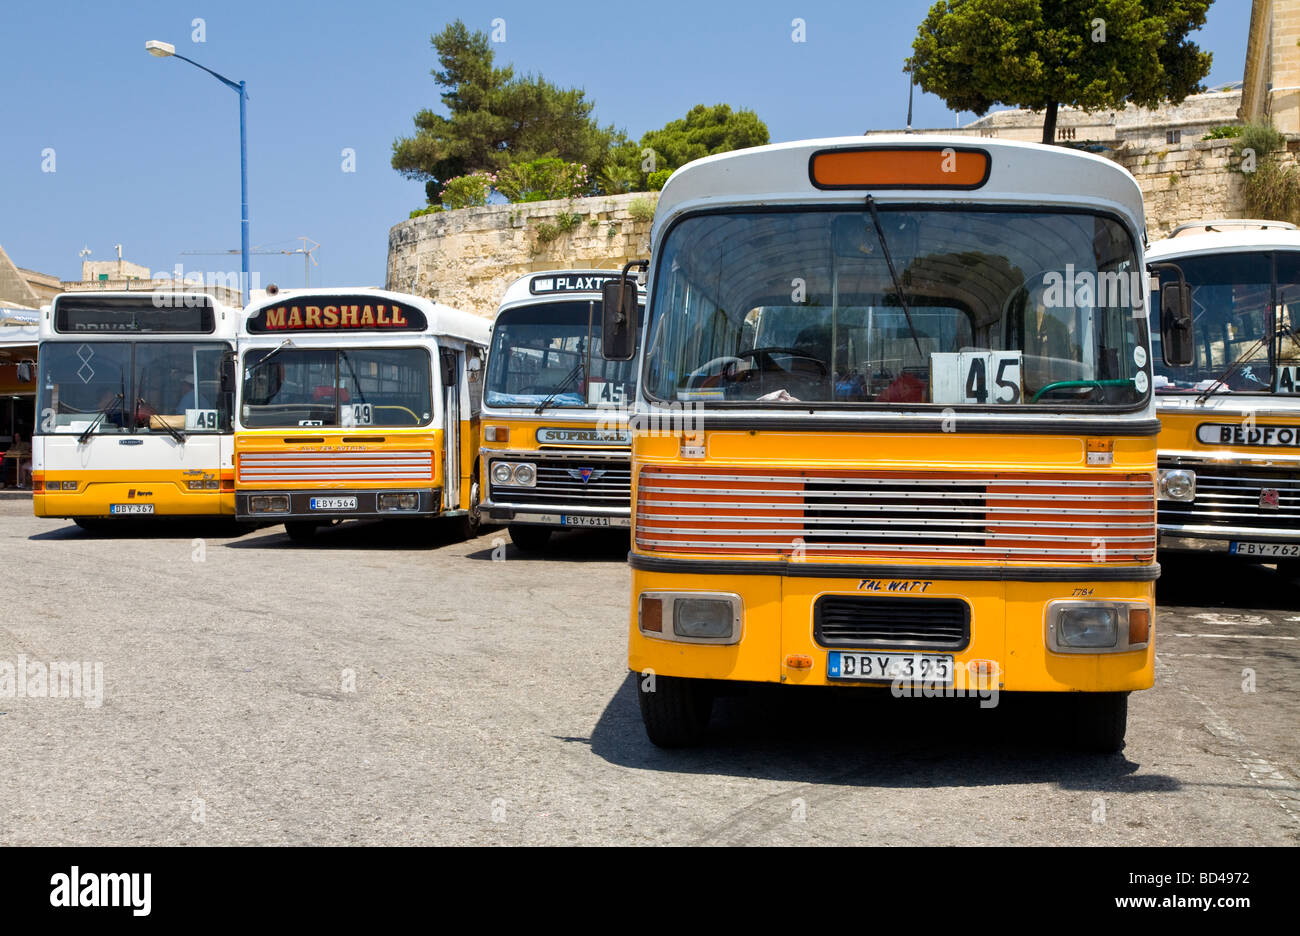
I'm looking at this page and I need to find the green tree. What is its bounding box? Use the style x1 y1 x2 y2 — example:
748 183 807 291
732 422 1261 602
392 20 616 193
640 104 769 176
907 0 1213 144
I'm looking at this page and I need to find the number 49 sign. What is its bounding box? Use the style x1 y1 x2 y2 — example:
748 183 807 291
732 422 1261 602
931 351 1023 405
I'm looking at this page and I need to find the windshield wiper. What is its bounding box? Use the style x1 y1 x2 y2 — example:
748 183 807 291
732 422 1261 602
534 362 585 414
245 338 295 379
866 196 926 361
136 394 186 443
77 392 124 444
1194 323 1288 404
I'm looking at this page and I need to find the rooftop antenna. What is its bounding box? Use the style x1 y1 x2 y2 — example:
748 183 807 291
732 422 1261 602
78 246 92 260
906 65 914 133
181 236 319 287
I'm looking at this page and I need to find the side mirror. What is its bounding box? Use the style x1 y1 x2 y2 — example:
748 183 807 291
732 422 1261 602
15 361 34 384
1159 281 1194 367
219 351 237 394
601 278 638 361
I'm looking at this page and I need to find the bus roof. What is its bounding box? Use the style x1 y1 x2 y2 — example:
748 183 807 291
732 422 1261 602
497 270 645 310
652 135 1146 239
1147 225 1300 262
241 287 489 345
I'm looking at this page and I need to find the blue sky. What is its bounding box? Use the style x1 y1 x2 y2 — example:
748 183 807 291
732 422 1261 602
0 0 1251 292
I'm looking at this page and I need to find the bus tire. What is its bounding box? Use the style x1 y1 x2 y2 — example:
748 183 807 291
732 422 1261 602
1070 692 1128 754
284 521 318 543
638 675 713 748
508 524 550 552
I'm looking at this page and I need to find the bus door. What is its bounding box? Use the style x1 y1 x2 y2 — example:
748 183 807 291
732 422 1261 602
440 347 461 511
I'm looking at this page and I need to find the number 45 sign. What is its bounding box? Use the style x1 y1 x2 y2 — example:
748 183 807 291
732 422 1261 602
931 351 1022 405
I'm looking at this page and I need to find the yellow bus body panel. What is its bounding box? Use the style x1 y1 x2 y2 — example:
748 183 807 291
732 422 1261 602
627 428 1157 694
34 469 234 517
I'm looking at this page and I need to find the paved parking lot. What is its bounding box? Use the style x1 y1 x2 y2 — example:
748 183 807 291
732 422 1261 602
0 496 1296 845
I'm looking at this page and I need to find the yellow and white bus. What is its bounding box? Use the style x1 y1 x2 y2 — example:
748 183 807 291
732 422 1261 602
480 270 644 551
234 288 490 542
1147 220 1300 574
600 137 1191 751
33 292 239 527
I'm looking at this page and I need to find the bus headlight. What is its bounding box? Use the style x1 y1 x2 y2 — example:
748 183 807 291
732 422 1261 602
378 492 419 511
1157 469 1195 501
1047 601 1152 653
491 461 536 487
249 495 290 513
639 592 742 644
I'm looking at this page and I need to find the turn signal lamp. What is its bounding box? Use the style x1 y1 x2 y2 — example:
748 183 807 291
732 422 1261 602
1128 607 1152 647
784 654 814 670
639 597 663 633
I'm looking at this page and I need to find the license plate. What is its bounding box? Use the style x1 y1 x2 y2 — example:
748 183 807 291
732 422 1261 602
1231 541 1300 557
109 503 155 515
310 497 357 511
562 515 611 527
827 651 954 684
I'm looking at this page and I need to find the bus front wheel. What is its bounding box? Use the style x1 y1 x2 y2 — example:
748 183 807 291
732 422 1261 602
639 674 713 748
1070 691 1128 754
508 524 551 552
284 521 318 543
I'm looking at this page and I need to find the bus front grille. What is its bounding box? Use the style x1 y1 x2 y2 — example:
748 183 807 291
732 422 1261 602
635 467 1155 563
237 450 434 483
814 595 971 650
1158 465 1300 532
491 456 631 509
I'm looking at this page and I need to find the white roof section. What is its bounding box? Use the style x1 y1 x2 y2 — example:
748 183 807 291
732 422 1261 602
1148 226 1300 262
653 135 1146 239
497 270 645 310
241 287 489 344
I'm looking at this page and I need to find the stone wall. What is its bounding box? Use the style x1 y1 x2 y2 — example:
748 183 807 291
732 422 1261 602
386 192 656 317
1118 138 1299 238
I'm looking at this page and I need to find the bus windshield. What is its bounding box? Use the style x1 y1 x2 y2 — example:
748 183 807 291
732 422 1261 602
1152 250 1300 394
37 340 230 434
241 346 433 428
643 209 1148 407
486 300 641 408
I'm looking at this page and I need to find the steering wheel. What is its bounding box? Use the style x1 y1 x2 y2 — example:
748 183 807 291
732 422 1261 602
726 347 829 381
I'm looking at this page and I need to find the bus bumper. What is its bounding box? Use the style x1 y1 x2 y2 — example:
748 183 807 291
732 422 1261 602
626 563 1156 694
482 498 631 528
34 478 233 517
236 488 440 521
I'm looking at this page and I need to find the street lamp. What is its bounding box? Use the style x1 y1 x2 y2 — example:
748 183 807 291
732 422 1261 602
145 40 250 299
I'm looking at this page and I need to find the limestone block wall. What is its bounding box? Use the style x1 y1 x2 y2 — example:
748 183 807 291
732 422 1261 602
386 192 656 317
1117 139 1299 238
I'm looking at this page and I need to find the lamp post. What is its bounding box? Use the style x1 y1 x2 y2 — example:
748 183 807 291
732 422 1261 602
146 40 249 299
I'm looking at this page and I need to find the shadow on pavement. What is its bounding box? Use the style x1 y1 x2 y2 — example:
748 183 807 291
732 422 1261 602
583 672 1180 793
1157 554 1300 610
464 528 630 563
222 517 481 551
29 518 256 541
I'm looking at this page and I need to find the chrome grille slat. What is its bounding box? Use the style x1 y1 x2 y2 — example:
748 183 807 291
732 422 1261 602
636 466 1155 562
492 455 631 510
1157 463 1300 531
238 450 434 483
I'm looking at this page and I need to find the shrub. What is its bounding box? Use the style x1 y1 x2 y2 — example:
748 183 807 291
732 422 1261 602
496 158 588 202
628 197 656 223
1202 124 1243 140
409 205 444 219
1233 122 1300 224
598 164 638 195
647 168 672 191
438 171 496 210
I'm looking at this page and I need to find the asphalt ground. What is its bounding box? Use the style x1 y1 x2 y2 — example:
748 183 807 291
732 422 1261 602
0 497 1295 846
